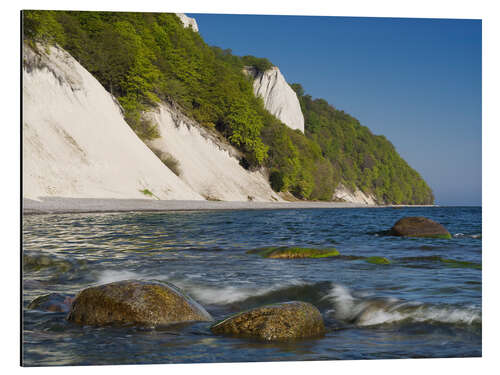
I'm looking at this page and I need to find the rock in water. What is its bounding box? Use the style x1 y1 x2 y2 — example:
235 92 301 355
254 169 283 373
28 293 74 313
389 217 451 239
210 301 325 341
365 256 391 265
247 246 339 259
67 280 212 326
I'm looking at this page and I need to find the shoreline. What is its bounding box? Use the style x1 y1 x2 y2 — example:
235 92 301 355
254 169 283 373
22 197 437 215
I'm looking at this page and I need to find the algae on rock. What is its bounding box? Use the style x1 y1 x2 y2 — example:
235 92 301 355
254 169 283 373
210 301 325 341
247 246 340 259
365 256 391 265
67 280 212 326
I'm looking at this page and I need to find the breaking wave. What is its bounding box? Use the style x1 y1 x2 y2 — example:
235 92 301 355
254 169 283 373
324 284 481 327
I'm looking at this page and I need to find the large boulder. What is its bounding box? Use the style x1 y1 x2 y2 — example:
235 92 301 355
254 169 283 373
389 217 452 239
27 293 74 313
210 301 325 341
67 280 212 326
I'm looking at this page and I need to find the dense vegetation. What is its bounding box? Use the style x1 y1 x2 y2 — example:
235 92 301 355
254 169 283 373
23 10 434 204
292 84 434 204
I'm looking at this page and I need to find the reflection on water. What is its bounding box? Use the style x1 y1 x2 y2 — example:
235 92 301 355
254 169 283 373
23 207 481 365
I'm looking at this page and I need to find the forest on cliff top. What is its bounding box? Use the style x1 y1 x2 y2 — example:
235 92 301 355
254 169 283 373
22 10 434 204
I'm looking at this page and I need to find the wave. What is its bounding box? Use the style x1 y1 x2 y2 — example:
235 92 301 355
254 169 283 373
453 233 482 239
96 269 142 285
182 280 312 306
324 284 481 327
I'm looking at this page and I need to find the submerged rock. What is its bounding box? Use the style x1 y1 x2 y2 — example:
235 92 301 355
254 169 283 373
247 246 339 259
210 301 325 341
67 280 212 326
28 293 74 313
389 217 452 239
365 256 391 265
400 255 481 270
23 254 73 272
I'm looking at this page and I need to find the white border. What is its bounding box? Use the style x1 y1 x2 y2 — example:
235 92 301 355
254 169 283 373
3 0 498 374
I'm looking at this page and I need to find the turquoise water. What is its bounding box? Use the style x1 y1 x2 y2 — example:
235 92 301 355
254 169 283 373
22 206 481 366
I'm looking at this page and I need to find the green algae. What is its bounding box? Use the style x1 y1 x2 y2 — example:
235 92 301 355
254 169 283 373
440 258 481 269
210 301 325 340
247 246 340 259
365 256 391 265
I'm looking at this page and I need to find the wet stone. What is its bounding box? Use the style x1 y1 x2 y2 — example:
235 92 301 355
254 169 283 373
67 280 212 326
389 217 451 239
210 301 325 341
28 293 74 313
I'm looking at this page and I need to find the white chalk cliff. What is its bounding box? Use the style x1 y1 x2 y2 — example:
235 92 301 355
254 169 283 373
245 66 305 133
145 104 282 202
333 184 377 205
22 42 281 202
176 13 199 32
22 43 203 201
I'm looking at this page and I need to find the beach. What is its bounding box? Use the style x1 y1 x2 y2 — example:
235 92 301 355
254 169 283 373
23 197 377 214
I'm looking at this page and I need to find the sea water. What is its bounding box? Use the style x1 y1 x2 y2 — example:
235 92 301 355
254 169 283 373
22 206 481 366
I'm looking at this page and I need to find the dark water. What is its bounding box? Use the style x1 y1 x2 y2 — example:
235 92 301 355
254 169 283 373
22 207 482 366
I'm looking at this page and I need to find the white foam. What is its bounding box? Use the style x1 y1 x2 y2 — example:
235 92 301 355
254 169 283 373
178 279 308 305
95 270 142 285
453 233 482 239
322 284 356 321
324 283 481 326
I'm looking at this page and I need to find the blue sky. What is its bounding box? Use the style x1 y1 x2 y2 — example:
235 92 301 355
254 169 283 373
189 14 482 206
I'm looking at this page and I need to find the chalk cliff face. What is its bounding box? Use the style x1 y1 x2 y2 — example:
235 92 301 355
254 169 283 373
333 184 377 205
22 43 281 202
245 66 305 133
22 43 203 201
176 13 199 32
146 104 282 202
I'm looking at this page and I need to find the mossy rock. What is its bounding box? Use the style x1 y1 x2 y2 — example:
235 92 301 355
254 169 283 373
28 293 74 313
67 280 212 326
210 301 325 341
389 217 452 239
247 246 339 259
365 256 391 265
